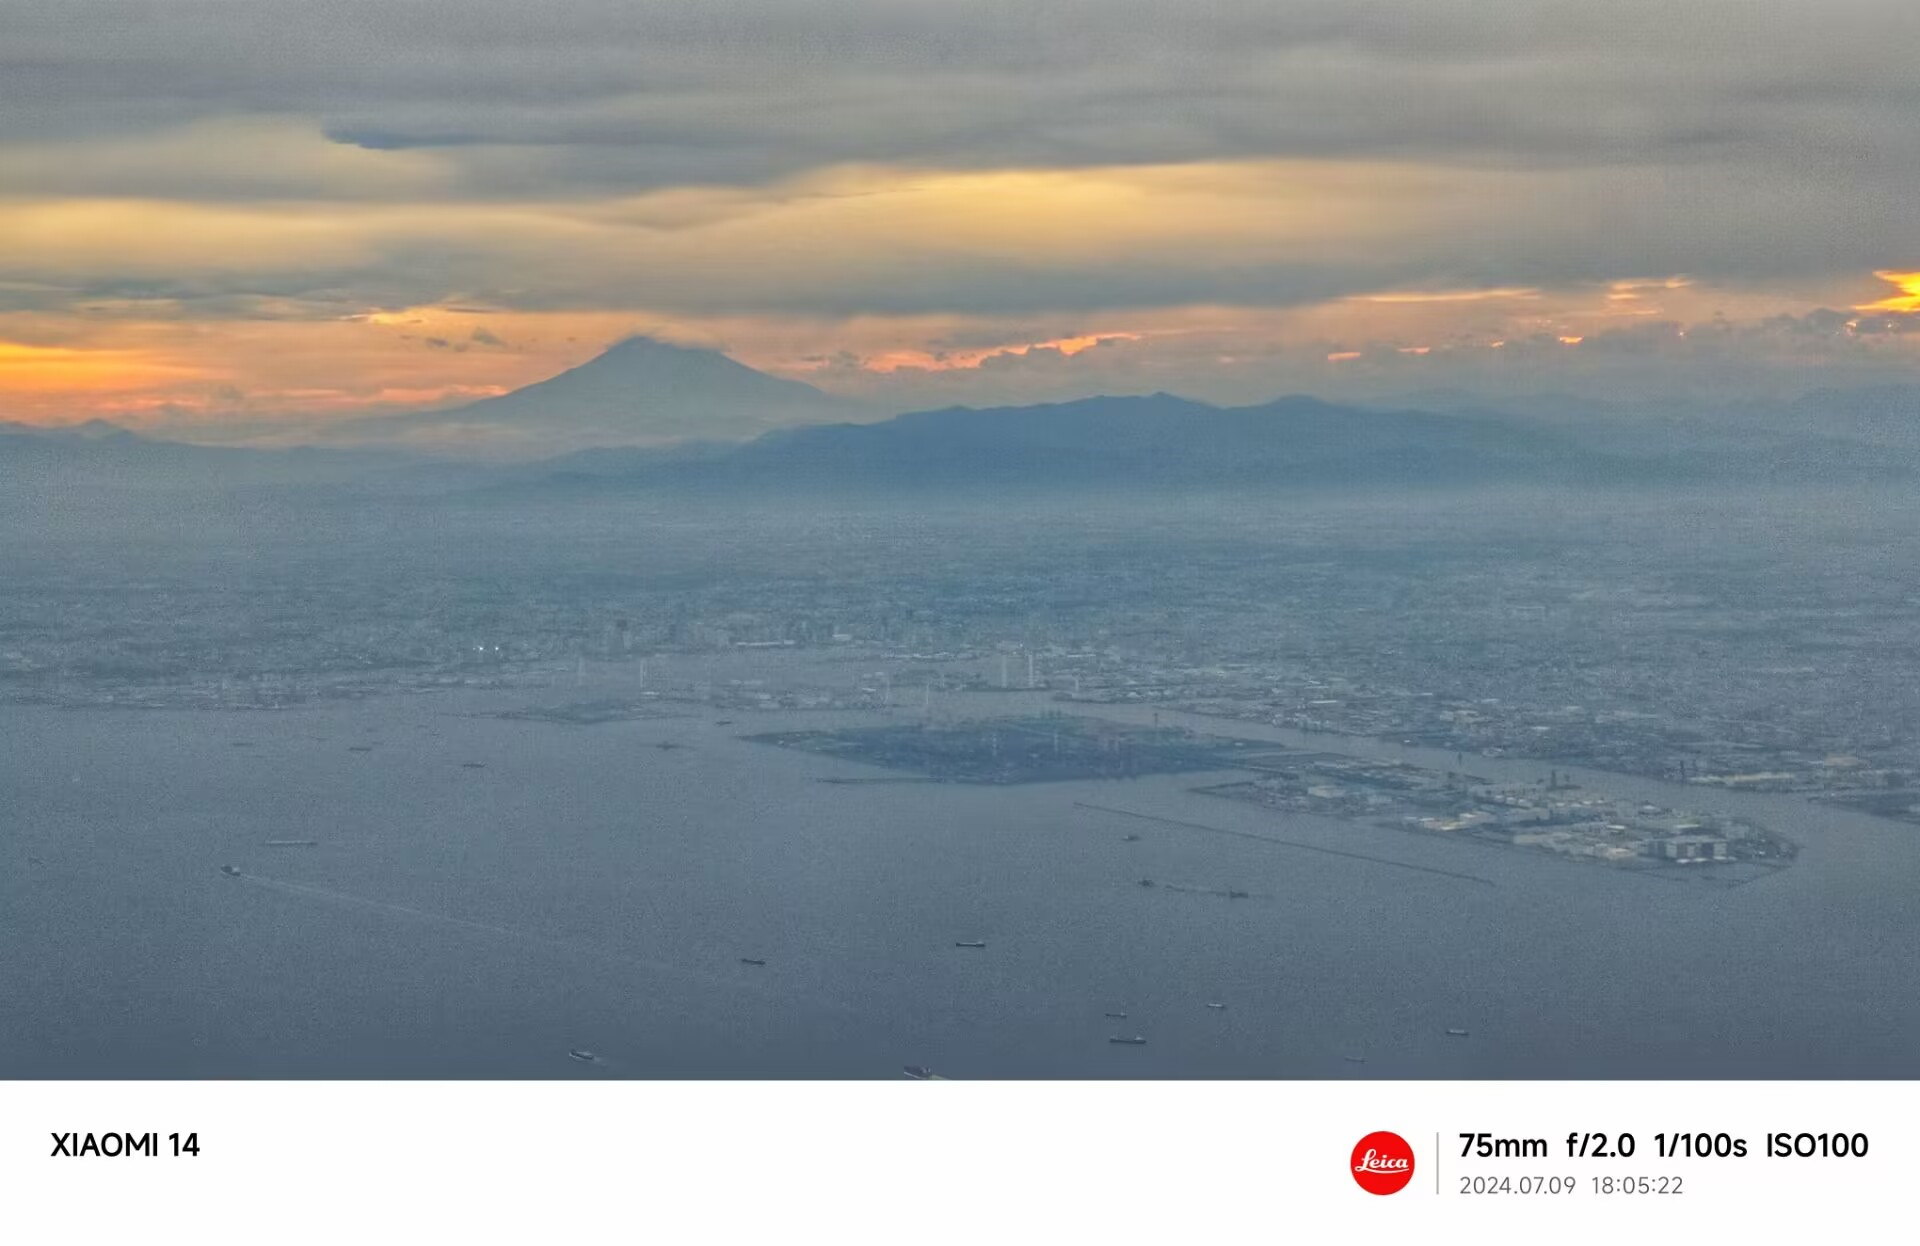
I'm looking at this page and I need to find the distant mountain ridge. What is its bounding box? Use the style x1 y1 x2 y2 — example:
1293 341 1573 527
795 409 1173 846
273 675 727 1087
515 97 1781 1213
10 377 1919 496
0 418 133 442
1787 384 1920 448
510 391 1605 492
0 418 441 491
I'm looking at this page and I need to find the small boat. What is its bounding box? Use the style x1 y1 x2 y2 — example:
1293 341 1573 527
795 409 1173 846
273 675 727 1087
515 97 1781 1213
219 865 242 878
568 1048 597 1063
1227 889 1250 899
261 839 317 847
346 745 373 753
714 720 735 726
1108 1035 1148 1046
1445 1028 1470 1038
1343 1055 1368 1064
459 761 487 769
1137 878 1156 888
954 940 987 949
1121 834 1141 842
1205 1002 1227 1010
1103 1012 1128 1019
739 957 767 966
902 1065 937 1080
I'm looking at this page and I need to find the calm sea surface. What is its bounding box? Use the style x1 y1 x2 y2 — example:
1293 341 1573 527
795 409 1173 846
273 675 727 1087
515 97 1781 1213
5 672 1916 1078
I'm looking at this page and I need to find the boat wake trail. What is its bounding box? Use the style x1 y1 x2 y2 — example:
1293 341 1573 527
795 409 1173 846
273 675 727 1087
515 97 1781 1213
232 871 865 1020
1157 882 1261 899
1075 802 1498 887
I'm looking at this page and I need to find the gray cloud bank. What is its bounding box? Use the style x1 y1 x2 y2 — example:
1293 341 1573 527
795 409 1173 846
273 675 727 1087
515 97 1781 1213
6 1 1915 203
1 0 1916 411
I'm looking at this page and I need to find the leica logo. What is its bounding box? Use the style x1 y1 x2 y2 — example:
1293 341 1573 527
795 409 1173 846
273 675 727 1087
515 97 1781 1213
1350 1131 1416 1195
1355 1150 1410 1173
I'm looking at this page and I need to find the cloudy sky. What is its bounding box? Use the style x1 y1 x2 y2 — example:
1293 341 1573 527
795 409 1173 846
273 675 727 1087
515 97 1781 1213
2 0 1917 432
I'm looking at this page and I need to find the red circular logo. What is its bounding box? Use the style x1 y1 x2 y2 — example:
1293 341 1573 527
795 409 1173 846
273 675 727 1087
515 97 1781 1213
1351 1131 1416 1195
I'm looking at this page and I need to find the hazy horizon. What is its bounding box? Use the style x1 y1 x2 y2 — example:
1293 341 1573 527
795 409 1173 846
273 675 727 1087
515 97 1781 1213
2 1 1917 444
10 330 1920 465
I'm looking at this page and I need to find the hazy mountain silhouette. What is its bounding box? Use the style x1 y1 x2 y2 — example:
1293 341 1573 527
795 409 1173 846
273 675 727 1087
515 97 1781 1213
507 392 1618 492
1787 384 1920 449
339 336 857 456
1390 385 1920 470
12 380 1916 496
0 419 431 491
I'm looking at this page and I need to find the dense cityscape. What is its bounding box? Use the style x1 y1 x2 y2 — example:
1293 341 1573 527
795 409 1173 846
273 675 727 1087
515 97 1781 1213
9 484 1915 841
